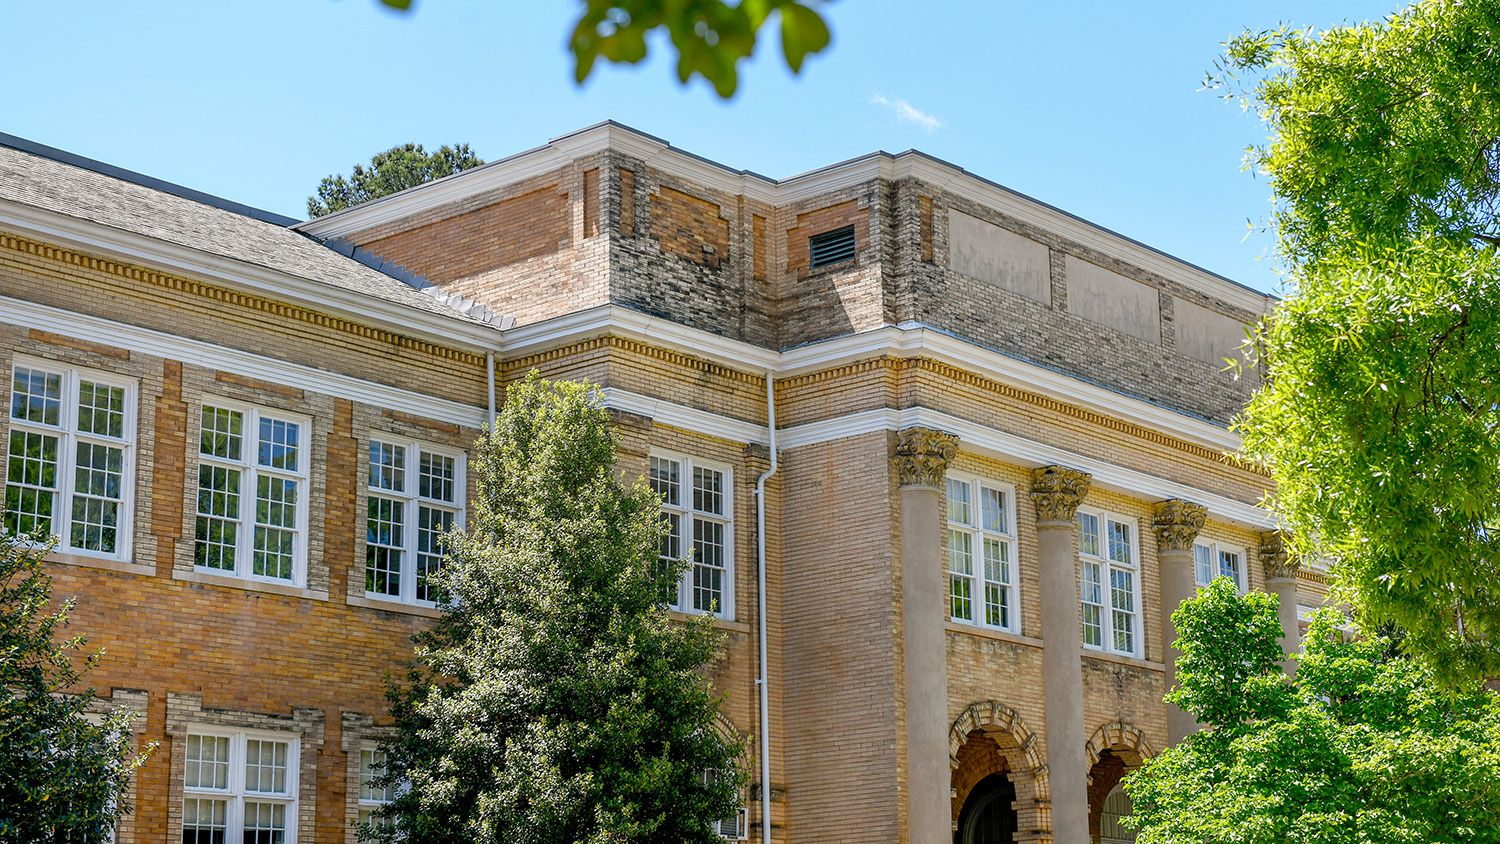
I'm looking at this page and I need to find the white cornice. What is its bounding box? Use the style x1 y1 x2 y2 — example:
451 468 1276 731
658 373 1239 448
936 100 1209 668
0 200 503 351
295 123 1272 314
1 296 488 428
601 387 766 445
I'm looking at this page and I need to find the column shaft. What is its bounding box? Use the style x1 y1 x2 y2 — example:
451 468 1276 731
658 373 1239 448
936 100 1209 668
1261 532 1301 676
1152 499 1208 745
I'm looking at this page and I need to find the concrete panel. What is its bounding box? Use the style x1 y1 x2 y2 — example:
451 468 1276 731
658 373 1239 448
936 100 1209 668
1065 255 1160 343
948 210 1051 304
1174 296 1252 370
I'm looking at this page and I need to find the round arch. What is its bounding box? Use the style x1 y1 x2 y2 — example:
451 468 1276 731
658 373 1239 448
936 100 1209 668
948 701 1050 843
1085 721 1155 844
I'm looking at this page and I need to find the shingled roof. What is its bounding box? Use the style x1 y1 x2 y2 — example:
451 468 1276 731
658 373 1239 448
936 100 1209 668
0 136 507 329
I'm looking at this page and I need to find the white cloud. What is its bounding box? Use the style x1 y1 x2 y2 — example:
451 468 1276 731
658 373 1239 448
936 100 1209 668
870 94 944 134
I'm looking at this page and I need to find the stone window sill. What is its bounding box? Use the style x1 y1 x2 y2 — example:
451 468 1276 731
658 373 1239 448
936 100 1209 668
945 621 1044 650
347 593 442 618
173 568 329 601
669 609 752 634
1081 648 1165 673
48 550 154 577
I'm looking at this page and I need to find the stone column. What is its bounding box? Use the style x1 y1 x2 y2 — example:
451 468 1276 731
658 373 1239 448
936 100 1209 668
1151 499 1208 744
894 427 959 844
1260 531 1301 675
1029 465 1092 844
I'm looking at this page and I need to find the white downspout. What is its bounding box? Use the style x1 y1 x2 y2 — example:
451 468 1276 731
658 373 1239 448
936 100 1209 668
754 372 778 844
485 351 497 427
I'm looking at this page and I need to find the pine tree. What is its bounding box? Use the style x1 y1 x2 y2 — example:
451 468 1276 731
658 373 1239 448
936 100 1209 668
370 374 746 844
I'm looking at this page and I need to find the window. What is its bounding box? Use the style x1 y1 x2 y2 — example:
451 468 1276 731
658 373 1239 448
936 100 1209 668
365 439 465 605
1078 508 1141 657
5 359 135 559
193 402 309 585
700 769 748 841
182 730 297 844
1193 540 1245 592
357 745 393 830
946 473 1019 632
808 225 856 269
650 453 734 619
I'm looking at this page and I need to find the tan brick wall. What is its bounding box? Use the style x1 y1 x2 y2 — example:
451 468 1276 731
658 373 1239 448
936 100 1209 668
652 185 730 268
361 184 568 283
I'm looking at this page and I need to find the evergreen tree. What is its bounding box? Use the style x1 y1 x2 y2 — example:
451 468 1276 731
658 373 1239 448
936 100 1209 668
0 532 151 843
306 142 483 218
369 374 746 844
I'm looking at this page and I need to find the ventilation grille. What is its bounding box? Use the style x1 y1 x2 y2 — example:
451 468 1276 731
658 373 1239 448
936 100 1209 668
808 225 857 268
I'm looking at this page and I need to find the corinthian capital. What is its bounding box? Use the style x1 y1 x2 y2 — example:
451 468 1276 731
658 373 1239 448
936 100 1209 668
1260 531 1298 579
892 427 959 488
1152 499 1208 552
1029 465 1092 522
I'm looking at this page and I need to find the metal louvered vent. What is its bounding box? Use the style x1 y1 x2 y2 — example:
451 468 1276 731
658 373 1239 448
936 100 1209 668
808 224 856 268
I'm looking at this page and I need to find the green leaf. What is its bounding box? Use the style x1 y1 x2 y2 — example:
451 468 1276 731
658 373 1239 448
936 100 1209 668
779 3 830 73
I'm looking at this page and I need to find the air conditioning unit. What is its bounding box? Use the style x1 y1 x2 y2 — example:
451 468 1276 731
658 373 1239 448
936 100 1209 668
714 808 749 841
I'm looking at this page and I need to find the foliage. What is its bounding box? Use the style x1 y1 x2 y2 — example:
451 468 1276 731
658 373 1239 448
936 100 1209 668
377 0 832 98
1221 0 1500 683
367 373 746 844
307 142 483 218
0 531 152 843
1124 580 1500 844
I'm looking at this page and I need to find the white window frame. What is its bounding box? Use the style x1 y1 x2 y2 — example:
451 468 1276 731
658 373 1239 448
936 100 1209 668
363 437 467 606
945 471 1020 633
700 768 748 841
650 451 735 620
4 356 137 562
192 398 311 587
356 742 394 831
1077 507 1142 658
1193 540 1247 592
180 726 299 844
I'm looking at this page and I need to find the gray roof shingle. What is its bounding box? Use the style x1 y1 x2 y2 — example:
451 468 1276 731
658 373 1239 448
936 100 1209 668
0 142 500 328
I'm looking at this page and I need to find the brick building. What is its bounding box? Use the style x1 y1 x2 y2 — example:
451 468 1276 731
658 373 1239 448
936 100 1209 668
0 123 1322 844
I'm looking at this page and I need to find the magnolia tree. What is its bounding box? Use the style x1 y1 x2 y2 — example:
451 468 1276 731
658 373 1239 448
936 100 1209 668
1222 0 1500 684
367 374 745 844
1124 580 1500 843
0 532 151 841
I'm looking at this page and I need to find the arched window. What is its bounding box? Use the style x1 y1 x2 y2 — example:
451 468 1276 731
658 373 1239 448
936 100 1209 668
954 773 1016 844
1099 782 1135 844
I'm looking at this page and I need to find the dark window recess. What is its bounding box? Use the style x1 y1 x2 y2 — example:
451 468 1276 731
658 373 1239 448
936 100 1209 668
808 225 857 269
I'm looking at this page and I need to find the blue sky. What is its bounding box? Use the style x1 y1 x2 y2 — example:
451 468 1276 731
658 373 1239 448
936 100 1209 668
2 1 1395 293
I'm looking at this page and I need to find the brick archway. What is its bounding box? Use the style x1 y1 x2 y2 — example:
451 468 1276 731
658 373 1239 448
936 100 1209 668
949 701 1050 843
1085 721 1154 843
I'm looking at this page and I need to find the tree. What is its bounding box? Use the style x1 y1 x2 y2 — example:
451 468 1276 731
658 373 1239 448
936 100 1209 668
1123 579 1500 843
306 142 484 218
1223 0 1500 684
377 0 832 98
0 532 152 842
367 373 746 844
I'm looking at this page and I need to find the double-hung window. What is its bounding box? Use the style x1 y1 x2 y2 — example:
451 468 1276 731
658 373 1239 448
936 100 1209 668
357 745 393 830
181 729 298 843
193 402 309 585
945 473 1019 632
365 439 465 605
650 453 734 619
1078 508 1141 657
5 359 135 559
1193 540 1245 592
699 769 748 841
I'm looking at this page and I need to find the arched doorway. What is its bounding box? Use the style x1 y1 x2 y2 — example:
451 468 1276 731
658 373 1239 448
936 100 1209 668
1098 782 1134 844
954 773 1017 844
1084 722 1152 844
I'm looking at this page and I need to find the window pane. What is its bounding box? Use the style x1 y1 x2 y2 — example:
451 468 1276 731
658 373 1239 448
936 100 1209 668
70 442 124 553
181 797 227 844
649 457 679 507
417 506 454 603
253 476 297 579
1194 543 1214 584
418 450 456 503
200 407 243 461
692 518 726 612
981 486 1006 534
1111 568 1136 653
946 478 970 525
368 442 405 493
360 748 391 802
1081 603 1103 647
1077 512 1100 557
195 465 241 571
184 734 230 790
5 429 59 536
366 496 404 596
77 381 126 438
983 538 1011 628
11 366 62 426
949 529 974 621
257 417 299 472
1220 550 1242 587
244 739 290 794
693 466 724 516
241 801 286 844
1107 519 1133 564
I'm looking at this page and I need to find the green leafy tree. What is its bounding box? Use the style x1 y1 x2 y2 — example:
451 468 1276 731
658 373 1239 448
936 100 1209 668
376 0 832 98
0 532 152 842
1124 579 1500 843
367 373 746 844
1222 1 1500 683
307 142 484 218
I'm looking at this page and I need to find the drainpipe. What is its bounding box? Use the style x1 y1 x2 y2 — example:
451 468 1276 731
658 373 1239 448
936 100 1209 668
485 351 497 428
754 372 778 844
